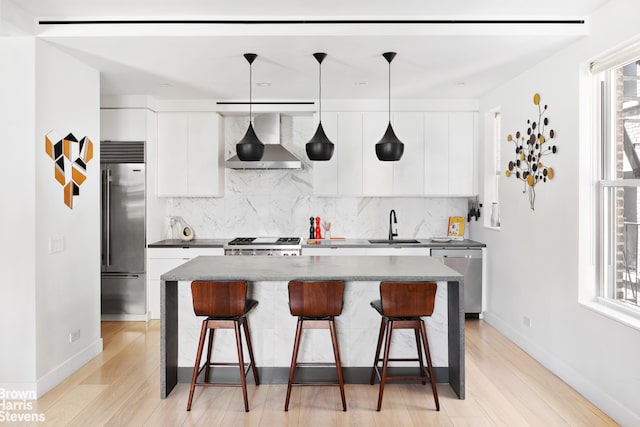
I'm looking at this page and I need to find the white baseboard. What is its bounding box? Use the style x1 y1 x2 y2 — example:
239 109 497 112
36 338 103 398
483 312 640 427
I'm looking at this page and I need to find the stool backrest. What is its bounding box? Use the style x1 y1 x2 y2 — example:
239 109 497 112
288 280 345 317
380 281 437 317
191 280 247 317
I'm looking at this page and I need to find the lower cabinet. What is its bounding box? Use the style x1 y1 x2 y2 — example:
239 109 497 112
147 247 224 319
301 246 430 256
301 247 367 256
365 247 431 256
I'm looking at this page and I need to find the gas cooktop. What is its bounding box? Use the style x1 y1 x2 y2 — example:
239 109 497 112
227 237 301 246
224 237 302 256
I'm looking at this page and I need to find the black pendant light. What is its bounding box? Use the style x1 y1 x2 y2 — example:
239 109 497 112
375 52 404 162
236 53 265 161
306 52 335 161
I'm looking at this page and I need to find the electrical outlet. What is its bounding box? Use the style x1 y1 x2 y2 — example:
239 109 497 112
523 316 532 328
69 329 80 343
48 236 65 254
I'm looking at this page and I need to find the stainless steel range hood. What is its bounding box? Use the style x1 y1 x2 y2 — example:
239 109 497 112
225 113 303 170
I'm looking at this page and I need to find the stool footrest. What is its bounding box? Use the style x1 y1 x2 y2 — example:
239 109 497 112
290 381 343 387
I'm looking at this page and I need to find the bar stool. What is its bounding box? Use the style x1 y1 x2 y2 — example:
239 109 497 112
285 280 347 412
369 281 439 411
187 280 260 412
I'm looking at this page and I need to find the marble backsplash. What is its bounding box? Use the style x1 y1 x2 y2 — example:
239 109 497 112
165 115 469 239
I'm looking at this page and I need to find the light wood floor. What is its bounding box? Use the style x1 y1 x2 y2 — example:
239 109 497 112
21 320 617 426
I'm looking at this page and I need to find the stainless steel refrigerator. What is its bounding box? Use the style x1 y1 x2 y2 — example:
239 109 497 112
101 141 146 316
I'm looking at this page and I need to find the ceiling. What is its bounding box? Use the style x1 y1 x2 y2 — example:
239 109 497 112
10 0 611 101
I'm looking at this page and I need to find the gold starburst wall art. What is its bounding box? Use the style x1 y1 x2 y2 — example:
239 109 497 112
505 93 557 210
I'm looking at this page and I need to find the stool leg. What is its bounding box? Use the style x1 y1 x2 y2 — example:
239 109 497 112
329 319 347 411
204 328 215 382
187 320 208 411
377 319 394 411
285 318 304 411
419 320 440 411
370 317 387 385
414 327 427 385
234 320 249 412
242 317 260 385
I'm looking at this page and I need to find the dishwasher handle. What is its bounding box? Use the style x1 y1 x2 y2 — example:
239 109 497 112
431 249 482 259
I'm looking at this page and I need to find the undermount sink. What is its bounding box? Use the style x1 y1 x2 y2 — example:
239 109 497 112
368 239 421 244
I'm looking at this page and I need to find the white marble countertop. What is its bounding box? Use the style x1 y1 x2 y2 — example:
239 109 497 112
161 255 463 282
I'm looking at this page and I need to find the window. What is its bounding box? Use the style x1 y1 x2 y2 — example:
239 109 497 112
596 53 640 315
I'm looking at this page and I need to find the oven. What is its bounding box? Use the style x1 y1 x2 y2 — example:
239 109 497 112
224 237 302 256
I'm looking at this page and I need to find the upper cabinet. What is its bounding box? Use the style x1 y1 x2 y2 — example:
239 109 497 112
312 112 363 196
100 108 147 141
425 112 477 196
391 112 425 196
362 112 393 196
313 111 476 197
156 111 223 197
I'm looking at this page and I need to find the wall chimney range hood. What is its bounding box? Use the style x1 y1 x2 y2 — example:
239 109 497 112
225 113 303 170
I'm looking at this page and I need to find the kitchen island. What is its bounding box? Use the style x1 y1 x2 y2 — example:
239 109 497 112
160 255 465 399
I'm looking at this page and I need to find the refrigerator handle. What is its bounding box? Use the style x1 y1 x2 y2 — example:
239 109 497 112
103 168 112 267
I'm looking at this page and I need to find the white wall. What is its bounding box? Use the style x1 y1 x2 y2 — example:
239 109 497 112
34 40 102 395
470 0 640 424
0 37 37 391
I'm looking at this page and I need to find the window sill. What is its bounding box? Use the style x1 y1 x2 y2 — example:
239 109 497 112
579 298 640 332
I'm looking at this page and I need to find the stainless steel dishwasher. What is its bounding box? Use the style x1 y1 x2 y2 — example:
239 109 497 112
431 248 483 317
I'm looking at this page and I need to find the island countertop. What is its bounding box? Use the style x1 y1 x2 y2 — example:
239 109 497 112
161 254 463 282
160 255 465 400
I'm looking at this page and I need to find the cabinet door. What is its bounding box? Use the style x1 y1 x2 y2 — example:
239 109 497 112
392 112 424 195
448 112 476 196
424 112 450 195
101 108 147 141
338 112 363 195
301 247 367 256
187 112 222 196
157 112 188 196
366 247 431 256
312 112 339 196
362 112 393 195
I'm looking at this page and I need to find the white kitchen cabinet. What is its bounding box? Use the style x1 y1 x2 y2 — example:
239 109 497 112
312 112 363 196
448 112 476 196
147 247 224 319
362 112 393 196
424 112 477 196
302 246 430 256
301 247 367 256
312 110 477 197
365 247 431 256
156 112 223 197
338 112 364 195
392 112 425 196
101 108 147 141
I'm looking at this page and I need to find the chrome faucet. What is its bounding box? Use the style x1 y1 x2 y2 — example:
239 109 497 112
388 209 398 240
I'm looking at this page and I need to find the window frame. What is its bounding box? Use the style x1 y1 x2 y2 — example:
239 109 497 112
592 51 640 327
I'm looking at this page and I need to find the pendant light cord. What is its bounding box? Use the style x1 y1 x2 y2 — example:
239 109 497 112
249 61 253 124
388 59 391 124
319 60 322 123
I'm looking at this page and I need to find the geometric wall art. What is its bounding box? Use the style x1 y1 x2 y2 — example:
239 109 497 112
504 93 557 210
45 132 94 209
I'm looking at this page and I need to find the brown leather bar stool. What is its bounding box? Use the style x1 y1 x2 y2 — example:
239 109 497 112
186 280 260 412
285 280 347 412
369 281 439 411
